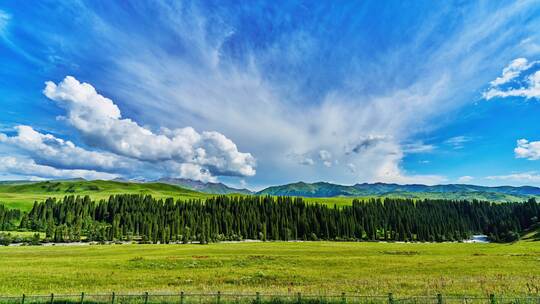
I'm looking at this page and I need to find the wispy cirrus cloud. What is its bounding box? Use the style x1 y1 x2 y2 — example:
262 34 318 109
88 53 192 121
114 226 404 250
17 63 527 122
0 10 9 36
444 136 471 149
402 142 435 154
486 172 540 184
96 1 533 186
0 9 45 65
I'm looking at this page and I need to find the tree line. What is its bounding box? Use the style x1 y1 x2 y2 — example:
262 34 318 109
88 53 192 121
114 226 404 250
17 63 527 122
0 204 21 231
6 194 537 244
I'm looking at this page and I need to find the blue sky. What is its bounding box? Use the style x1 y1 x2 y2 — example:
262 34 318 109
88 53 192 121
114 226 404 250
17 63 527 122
1 1 540 189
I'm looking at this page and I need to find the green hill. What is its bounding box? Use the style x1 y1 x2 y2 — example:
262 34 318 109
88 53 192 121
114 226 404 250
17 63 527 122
0 180 212 210
521 224 540 242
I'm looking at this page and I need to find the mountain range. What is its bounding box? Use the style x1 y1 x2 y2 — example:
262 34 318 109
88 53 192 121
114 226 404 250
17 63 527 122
153 178 252 195
3 178 540 202
83 179 540 201
256 181 540 201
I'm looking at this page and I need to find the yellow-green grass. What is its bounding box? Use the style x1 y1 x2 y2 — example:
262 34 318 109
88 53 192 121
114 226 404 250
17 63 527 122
303 196 361 207
0 231 45 238
0 180 215 211
0 241 539 297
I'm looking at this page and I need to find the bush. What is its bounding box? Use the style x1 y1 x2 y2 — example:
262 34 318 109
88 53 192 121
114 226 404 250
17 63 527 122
0 233 13 246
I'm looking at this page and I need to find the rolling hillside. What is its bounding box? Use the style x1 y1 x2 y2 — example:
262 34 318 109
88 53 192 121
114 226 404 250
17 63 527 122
0 180 212 210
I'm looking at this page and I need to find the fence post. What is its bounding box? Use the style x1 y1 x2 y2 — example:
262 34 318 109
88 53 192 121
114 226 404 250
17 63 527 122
341 293 346 304
388 293 394 304
490 294 496 304
437 294 443 304
180 291 185 304
256 292 261 304
111 292 116 304
297 292 302 304
50 293 54 304
80 292 85 304
217 291 221 304
21 294 25 304
144 292 149 304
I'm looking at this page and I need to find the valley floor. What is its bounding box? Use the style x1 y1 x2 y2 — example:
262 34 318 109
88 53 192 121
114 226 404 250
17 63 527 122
0 240 539 297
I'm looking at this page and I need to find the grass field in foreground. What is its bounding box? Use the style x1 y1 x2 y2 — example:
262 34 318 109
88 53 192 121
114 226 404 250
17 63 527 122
1 240 539 297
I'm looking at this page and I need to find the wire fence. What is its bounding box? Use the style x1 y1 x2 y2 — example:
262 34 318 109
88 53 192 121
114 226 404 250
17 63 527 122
0 293 539 304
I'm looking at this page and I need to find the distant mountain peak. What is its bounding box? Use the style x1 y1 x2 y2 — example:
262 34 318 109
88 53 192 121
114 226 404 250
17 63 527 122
154 177 252 195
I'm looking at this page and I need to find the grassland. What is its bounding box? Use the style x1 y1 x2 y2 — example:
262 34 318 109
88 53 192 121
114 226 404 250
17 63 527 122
0 239 539 297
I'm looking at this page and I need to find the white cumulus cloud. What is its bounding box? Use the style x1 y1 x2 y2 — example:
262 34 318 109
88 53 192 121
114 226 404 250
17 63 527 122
174 163 217 183
483 58 540 100
43 76 256 178
489 58 532 86
0 125 131 171
514 139 540 160
318 150 333 167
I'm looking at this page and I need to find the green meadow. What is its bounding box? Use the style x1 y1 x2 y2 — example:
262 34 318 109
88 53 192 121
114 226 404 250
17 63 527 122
0 180 214 211
1 237 539 297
